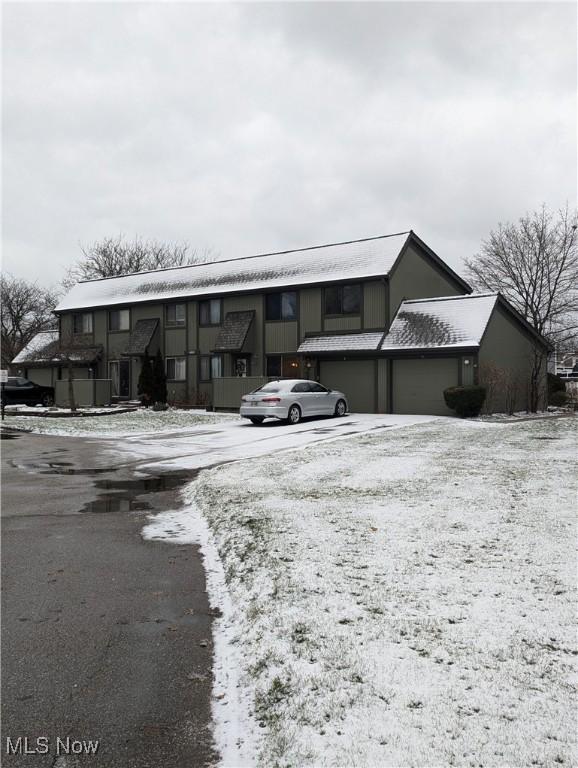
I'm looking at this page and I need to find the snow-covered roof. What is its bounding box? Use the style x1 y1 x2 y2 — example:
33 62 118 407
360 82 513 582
381 294 498 350
55 233 411 312
12 330 59 364
298 332 385 354
11 329 102 365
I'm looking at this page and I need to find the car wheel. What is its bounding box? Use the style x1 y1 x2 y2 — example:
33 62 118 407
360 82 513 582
287 404 301 425
249 416 265 425
334 399 347 417
41 393 54 407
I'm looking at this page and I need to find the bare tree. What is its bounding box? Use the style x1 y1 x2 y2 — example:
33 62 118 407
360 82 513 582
464 204 578 347
63 235 216 289
466 205 577 412
1 274 59 369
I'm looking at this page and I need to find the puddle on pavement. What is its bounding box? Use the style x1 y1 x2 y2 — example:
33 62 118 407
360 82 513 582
78 471 197 514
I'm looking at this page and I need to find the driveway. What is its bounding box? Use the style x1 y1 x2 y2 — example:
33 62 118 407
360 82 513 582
1 413 438 767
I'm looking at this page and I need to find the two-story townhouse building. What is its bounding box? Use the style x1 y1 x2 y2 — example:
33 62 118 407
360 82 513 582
14 230 549 414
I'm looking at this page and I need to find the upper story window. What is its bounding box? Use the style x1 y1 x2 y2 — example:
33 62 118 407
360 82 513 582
324 284 361 316
166 303 186 326
73 312 93 334
265 291 297 321
109 308 130 331
199 299 221 326
166 356 186 381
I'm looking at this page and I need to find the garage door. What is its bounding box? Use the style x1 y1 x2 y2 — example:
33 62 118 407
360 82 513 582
393 358 458 416
319 360 375 413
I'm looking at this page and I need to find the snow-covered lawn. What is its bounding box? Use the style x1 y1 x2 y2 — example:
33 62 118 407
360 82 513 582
178 416 576 767
2 407 237 437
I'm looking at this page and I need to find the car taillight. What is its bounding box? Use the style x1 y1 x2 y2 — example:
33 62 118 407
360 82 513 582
241 396 248 402
261 397 281 403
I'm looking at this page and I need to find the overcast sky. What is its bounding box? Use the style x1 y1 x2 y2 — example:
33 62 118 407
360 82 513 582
2 1 576 290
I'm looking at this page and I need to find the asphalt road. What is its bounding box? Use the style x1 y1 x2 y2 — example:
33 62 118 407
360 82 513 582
1 431 217 768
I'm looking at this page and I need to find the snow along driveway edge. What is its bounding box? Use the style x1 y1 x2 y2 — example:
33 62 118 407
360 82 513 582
141 496 259 767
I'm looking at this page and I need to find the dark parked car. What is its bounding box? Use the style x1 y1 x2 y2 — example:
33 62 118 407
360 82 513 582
1 377 55 407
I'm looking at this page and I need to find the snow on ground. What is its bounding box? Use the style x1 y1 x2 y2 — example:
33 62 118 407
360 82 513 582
1 407 236 437
155 416 576 767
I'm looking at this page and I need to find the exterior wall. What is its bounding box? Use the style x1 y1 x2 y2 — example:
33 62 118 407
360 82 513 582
265 322 298 353
323 316 361 332
300 288 322 341
363 281 388 329
213 376 268 409
478 306 547 412
388 244 464 323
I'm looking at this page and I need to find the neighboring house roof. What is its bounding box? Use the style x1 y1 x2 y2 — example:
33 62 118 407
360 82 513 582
122 318 159 356
11 330 59 364
381 294 499 351
54 231 470 312
298 332 385 354
213 311 255 352
11 330 102 366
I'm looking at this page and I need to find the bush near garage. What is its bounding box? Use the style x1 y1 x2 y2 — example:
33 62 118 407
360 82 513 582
444 385 487 418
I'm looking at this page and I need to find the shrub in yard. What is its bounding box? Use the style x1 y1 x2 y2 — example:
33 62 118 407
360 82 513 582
548 389 568 407
151 350 167 404
137 353 154 406
443 385 486 417
548 372 566 395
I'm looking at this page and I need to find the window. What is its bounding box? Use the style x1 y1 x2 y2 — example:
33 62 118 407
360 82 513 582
166 303 186 326
73 312 93 334
211 355 223 379
324 284 361 316
166 356 186 381
265 291 297 321
200 356 211 382
200 355 223 381
309 382 329 393
266 355 300 378
291 382 310 393
109 308 130 331
199 299 221 326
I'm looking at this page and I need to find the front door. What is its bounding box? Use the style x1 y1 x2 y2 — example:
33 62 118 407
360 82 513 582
119 360 130 398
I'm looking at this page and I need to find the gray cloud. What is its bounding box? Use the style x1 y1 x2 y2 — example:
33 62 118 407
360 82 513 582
2 1 576 290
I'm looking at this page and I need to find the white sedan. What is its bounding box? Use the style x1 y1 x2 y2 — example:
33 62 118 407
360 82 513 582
240 379 348 425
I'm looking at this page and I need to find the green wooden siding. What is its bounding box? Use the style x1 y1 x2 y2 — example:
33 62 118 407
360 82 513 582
265 322 298 352
164 327 187 357
478 305 546 411
324 316 361 332
300 288 322 340
363 281 387 329
389 244 462 323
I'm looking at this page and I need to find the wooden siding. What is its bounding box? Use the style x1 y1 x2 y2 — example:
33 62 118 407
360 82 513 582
165 327 187 357
265 322 298 352
389 244 463 323
363 281 387 329
300 288 322 340
478 305 546 411
324 316 361 332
